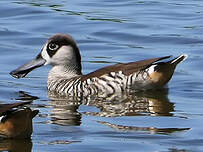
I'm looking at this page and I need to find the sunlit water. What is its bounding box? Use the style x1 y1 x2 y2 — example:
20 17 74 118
0 0 203 152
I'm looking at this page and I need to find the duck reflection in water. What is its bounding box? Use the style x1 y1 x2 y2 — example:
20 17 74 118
48 89 173 126
48 95 82 126
49 88 190 134
81 88 174 117
97 121 190 135
17 89 190 134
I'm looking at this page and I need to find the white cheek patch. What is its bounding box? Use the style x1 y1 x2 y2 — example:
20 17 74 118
41 43 51 65
53 46 73 59
52 46 74 65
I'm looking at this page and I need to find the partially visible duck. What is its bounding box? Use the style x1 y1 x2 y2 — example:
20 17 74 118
10 34 187 97
0 101 38 139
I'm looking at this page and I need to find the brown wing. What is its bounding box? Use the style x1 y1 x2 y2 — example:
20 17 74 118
81 55 172 81
0 101 31 116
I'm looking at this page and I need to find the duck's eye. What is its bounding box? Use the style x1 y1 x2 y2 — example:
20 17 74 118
48 43 59 51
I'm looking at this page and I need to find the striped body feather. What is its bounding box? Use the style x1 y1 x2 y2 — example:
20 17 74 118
48 67 160 96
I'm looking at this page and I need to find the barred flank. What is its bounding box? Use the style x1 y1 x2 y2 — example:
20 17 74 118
48 70 150 96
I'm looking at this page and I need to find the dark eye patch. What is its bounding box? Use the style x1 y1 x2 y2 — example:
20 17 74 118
49 43 59 51
46 34 77 57
47 43 60 57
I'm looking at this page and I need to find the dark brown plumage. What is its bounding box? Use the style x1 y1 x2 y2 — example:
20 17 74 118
81 56 172 81
0 102 39 139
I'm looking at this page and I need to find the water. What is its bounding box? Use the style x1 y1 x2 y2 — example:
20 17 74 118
0 0 203 151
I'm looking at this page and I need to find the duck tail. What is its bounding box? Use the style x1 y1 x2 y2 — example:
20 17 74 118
169 54 188 66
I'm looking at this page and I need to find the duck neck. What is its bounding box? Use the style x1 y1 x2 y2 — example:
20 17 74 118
48 65 82 80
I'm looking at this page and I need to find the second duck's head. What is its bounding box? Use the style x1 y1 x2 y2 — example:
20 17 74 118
10 34 82 79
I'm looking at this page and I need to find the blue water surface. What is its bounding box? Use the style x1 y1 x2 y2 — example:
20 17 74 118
0 0 203 152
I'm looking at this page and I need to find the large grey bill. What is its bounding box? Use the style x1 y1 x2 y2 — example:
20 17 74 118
10 54 46 79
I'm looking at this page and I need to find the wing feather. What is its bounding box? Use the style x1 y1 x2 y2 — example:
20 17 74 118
82 56 172 81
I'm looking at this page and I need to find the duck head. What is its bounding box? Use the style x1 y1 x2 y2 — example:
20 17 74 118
10 34 82 78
